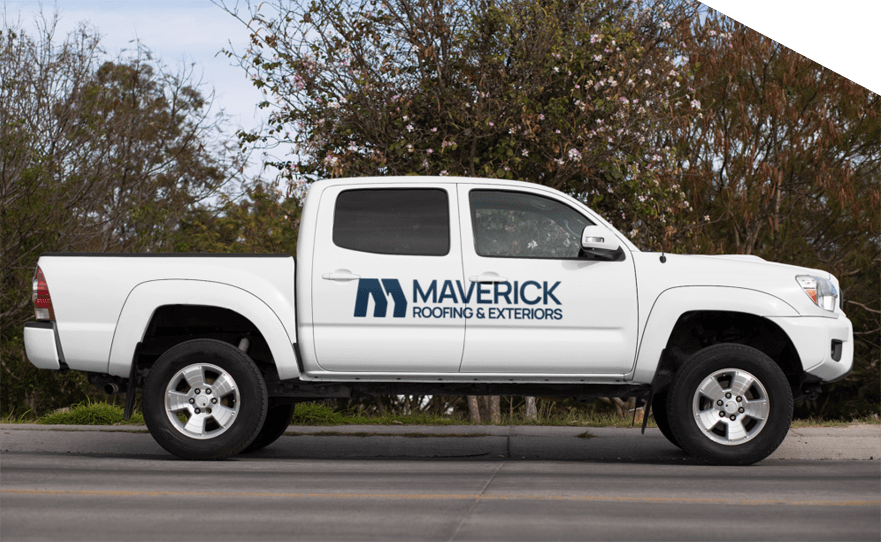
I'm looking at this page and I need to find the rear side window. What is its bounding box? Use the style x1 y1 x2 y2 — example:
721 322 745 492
333 189 450 256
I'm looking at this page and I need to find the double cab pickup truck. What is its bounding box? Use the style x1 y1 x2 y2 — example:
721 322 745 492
24 176 853 464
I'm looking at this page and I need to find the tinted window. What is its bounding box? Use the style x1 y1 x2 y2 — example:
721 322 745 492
334 189 450 256
470 190 591 259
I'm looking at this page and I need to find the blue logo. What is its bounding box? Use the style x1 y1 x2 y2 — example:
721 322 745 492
353 279 407 318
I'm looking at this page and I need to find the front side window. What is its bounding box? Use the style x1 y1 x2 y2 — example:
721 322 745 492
470 190 591 259
333 188 450 256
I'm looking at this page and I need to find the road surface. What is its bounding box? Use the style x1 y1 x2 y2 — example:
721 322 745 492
1 425 878 541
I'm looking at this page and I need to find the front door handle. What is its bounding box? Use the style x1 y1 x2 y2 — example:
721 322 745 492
322 270 361 281
469 273 508 284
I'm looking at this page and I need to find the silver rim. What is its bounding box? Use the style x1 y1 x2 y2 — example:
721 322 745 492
692 368 770 446
164 363 240 440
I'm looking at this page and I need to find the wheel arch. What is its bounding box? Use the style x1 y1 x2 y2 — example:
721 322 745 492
632 286 802 389
107 279 300 380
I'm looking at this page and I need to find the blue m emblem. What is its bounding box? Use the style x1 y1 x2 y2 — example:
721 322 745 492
353 279 408 318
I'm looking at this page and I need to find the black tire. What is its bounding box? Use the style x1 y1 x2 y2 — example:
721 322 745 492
667 343 792 466
651 391 680 449
241 403 295 453
142 339 268 460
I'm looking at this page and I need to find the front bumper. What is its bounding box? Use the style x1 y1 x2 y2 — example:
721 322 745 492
767 314 854 382
23 321 65 370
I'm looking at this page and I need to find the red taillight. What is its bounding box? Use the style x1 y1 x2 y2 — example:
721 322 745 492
32 267 55 320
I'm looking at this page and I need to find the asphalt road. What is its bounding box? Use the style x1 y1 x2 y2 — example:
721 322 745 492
1 426 879 541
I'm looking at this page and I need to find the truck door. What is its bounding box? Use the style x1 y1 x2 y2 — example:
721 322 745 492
457 184 639 375
311 184 465 372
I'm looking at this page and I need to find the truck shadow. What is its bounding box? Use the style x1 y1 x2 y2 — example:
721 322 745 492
240 432 701 465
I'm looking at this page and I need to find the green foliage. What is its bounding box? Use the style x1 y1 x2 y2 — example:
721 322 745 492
0 409 35 423
292 402 353 425
293 398 654 426
175 181 301 254
38 400 144 426
0 335 95 417
0 15 241 416
292 401 469 426
675 13 880 419
224 0 708 247
4 398 875 427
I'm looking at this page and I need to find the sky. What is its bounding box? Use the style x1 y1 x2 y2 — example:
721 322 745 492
4 0 271 179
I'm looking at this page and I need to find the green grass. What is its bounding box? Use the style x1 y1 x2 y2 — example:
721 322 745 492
290 402 469 426
37 400 144 426
291 402 658 428
2 399 877 428
790 415 881 428
0 409 36 424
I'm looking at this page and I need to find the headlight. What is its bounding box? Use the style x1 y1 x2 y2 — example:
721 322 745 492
796 275 838 312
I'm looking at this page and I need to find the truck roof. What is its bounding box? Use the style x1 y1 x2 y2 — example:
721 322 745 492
320 175 558 191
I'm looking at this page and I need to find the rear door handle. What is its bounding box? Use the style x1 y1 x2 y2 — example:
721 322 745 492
469 273 508 284
322 270 361 282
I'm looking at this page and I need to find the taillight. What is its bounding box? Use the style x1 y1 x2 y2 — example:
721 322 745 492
32 267 55 320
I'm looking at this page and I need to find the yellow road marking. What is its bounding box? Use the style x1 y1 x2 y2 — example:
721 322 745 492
1 489 877 507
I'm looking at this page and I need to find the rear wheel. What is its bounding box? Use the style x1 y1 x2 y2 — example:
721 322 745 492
143 339 268 460
667 343 792 465
241 403 295 453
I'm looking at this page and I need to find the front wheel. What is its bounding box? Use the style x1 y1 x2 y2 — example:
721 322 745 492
142 339 268 460
667 344 792 465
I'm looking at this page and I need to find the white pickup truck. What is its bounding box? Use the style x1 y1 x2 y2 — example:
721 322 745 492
24 176 853 464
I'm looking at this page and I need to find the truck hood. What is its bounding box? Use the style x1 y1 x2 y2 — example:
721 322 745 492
631 251 837 317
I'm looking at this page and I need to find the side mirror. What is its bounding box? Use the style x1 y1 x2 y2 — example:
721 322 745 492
581 224 621 253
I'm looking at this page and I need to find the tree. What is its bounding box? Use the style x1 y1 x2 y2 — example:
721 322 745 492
0 14 242 414
175 180 301 255
675 13 880 417
220 0 707 247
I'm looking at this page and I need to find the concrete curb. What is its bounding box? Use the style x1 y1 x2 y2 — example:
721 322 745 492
2 423 878 460
1 424 149 432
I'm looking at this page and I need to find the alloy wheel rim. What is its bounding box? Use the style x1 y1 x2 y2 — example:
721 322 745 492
692 368 770 446
164 363 240 440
